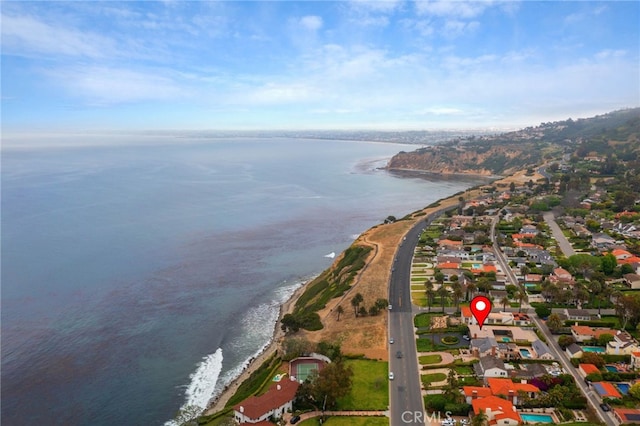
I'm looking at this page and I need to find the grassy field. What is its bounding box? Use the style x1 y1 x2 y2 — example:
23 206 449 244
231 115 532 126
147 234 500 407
336 359 389 411
300 416 389 426
453 366 474 375
419 354 442 365
421 372 447 386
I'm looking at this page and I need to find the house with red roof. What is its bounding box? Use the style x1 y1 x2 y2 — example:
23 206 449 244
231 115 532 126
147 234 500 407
437 238 463 249
472 395 521 426
463 386 493 404
461 306 476 325
233 377 299 424
631 351 640 370
486 378 540 405
578 363 601 377
613 407 640 424
592 381 622 399
571 325 616 343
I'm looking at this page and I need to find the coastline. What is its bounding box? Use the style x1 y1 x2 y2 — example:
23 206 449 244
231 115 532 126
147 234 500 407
204 280 310 415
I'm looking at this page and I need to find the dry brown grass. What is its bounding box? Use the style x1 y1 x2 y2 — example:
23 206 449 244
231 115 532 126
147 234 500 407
298 189 480 360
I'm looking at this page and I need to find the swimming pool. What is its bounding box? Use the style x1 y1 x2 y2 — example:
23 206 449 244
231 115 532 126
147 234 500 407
520 348 532 358
616 383 631 395
520 413 554 423
605 365 619 372
582 346 605 353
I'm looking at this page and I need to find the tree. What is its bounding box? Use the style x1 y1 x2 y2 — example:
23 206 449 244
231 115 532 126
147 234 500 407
557 335 576 350
310 360 354 410
534 304 552 319
472 409 488 426
515 290 528 312
437 285 449 313
581 352 605 368
368 305 379 316
336 305 344 321
351 293 363 317
597 333 614 346
281 313 300 333
629 383 640 400
546 313 563 333
500 295 509 311
601 253 617 276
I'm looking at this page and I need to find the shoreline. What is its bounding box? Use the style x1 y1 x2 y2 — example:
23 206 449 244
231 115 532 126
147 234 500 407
204 280 310 415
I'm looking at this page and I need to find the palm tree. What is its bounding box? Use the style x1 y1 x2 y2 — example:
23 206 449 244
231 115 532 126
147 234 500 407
515 290 528 312
472 409 488 426
500 295 509 312
351 293 363 317
336 305 344 321
425 279 434 312
437 285 449 313
465 281 477 301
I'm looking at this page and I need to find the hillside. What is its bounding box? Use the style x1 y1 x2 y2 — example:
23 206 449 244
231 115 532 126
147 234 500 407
387 108 640 176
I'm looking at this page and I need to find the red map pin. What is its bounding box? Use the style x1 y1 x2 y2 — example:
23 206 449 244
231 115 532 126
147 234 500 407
470 296 492 329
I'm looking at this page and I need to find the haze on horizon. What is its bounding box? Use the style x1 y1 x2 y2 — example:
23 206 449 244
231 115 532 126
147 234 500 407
2 0 639 137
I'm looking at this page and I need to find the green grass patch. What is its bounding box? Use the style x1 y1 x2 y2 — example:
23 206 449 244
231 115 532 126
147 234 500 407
411 285 425 291
419 354 442 365
336 359 389 411
414 312 443 327
441 336 459 345
421 372 447 386
300 416 389 426
225 353 281 408
453 366 474 375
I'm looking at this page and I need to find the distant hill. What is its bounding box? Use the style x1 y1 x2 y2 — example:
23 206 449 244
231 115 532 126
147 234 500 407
387 108 640 176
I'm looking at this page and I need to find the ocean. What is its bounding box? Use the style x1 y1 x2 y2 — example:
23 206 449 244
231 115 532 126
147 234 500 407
1 136 477 425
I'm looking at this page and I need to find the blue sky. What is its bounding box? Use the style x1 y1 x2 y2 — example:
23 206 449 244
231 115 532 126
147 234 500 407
2 0 639 132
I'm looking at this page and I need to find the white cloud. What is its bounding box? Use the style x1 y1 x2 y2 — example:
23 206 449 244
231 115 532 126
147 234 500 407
415 0 495 18
1 13 115 58
595 49 627 60
349 0 403 13
299 15 323 32
45 66 188 105
442 19 479 37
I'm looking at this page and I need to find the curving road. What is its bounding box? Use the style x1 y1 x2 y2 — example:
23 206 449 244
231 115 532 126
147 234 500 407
388 208 453 426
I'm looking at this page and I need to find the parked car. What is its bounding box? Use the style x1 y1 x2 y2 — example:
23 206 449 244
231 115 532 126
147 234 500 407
600 403 611 412
290 415 301 424
389 372 394 380
462 335 470 341
396 351 403 358
389 337 394 344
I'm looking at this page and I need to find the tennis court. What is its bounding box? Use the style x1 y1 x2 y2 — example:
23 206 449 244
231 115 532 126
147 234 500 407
290 358 324 382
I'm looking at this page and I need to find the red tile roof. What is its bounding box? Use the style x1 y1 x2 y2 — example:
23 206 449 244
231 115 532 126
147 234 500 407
471 396 521 422
461 306 472 318
596 382 622 398
486 378 540 396
579 364 601 375
463 386 493 398
234 378 299 421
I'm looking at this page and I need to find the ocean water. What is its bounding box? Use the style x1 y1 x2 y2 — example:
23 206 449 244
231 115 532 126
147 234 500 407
1 136 477 425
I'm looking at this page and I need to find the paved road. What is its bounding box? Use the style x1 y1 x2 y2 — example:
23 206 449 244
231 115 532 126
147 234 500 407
543 211 576 257
388 208 452 426
491 215 617 426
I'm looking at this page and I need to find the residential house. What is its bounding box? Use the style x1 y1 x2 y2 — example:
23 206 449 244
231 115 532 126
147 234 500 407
593 382 622 399
570 325 615 343
471 395 521 426
552 268 574 286
461 306 476 326
591 233 616 251
566 343 583 358
624 273 640 290
578 363 601 377
475 356 509 378
437 239 463 250
606 330 639 355
564 309 592 321
463 386 493 404
613 408 640 424
631 352 640 370
486 378 540 405
470 337 498 358
512 313 532 326
233 377 299 424
531 340 554 360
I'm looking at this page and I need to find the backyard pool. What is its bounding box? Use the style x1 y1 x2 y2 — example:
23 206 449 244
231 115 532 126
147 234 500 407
616 383 631 395
520 413 554 423
520 348 532 358
605 365 619 372
582 346 606 353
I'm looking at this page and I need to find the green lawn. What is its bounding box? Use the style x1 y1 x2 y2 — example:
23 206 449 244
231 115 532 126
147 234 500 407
300 416 389 426
419 354 442 365
454 366 474 375
336 359 389 410
421 372 447 386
